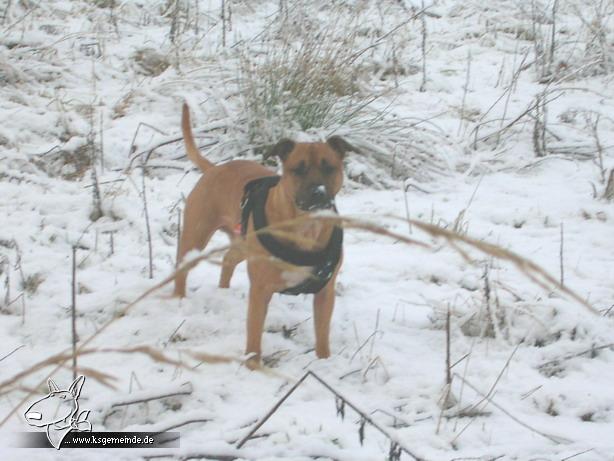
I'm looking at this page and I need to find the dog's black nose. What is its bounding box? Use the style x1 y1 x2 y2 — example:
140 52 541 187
297 184 333 211
310 185 327 202
304 184 333 210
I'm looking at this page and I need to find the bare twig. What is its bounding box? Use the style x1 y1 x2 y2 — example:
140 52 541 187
589 114 605 183
2 256 10 308
236 371 311 449
458 49 472 136
454 374 571 444
348 7 429 64
109 231 115 256
402 182 413 235
99 110 105 172
559 223 565 286
141 162 153 279
445 305 452 386
461 343 520 416
89 161 103 222
2 2 36 32
88 90 103 221
144 455 236 461
419 0 427 92
539 343 614 369
561 448 595 461
604 169 614 201
0 345 187 398
350 330 379 364
473 91 563 146
549 0 558 73
532 93 546 157
237 371 426 461
437 304 455 433
71 246 77 381
126 122 168 162
0 345 24 363
221 0 226 47
1 0 12 25
152 416 211 433
109 382 193 408
175 207 182 268
164 319 186 347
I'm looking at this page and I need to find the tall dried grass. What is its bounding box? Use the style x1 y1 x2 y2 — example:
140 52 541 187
0 213 597 426
236 5 446 186
238 20 365 148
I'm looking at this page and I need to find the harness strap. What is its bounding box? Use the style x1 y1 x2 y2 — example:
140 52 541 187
240 176 343 295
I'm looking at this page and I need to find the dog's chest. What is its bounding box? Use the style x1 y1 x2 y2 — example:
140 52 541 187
278 221 323 286
298 220 324 247
280 265 313 286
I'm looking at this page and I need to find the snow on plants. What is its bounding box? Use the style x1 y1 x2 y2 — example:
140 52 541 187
0 1 613 460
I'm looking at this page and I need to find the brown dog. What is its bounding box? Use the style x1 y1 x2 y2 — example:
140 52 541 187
174 104 354 368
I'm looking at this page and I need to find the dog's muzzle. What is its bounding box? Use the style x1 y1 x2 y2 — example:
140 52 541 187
297 185 335 211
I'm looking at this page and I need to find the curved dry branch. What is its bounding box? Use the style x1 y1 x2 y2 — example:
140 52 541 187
0 214 596 426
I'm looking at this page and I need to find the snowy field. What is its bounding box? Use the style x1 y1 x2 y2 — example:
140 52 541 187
1 1 614 460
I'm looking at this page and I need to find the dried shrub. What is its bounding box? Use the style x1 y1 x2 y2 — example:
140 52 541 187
237 7 449 186
239 23 365 148
132 48 170 77
32 139 92 181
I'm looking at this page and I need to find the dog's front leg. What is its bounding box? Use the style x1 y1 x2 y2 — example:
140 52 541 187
313 278 337 358
245 284 273 369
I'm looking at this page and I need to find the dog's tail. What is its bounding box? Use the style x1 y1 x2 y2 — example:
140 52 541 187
182 103 214 172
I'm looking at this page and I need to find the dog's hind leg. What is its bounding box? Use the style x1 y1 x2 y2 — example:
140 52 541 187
173 228 216 297
219 242 245 288
173 206 218 297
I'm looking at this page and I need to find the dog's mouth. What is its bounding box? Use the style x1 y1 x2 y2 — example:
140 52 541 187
296 185 336 212
296 198 335 212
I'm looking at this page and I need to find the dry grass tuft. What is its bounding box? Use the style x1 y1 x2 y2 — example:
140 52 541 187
238 18 365 150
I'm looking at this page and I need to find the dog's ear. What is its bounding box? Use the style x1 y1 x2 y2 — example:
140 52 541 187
265 139 295 162
326 136 357 158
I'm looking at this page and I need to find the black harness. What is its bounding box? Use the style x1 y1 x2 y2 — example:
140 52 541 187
240 176 343 295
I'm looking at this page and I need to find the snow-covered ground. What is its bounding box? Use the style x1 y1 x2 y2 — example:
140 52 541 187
1 1 613 460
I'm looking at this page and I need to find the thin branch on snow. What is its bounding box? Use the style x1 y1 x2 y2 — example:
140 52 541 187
0 345 24 363
236 370 426 461
108 382 193 408
454 374 572 445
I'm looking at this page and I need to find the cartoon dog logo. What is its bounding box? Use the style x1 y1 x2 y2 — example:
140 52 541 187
24 376 92 449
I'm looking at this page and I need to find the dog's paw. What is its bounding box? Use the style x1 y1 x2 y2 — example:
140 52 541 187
244 353 262 371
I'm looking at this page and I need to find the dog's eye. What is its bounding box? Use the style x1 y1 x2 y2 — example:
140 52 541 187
321 160 335 175
291 162 307 177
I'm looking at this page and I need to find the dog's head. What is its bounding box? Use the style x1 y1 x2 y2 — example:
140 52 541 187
267 137 355 212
